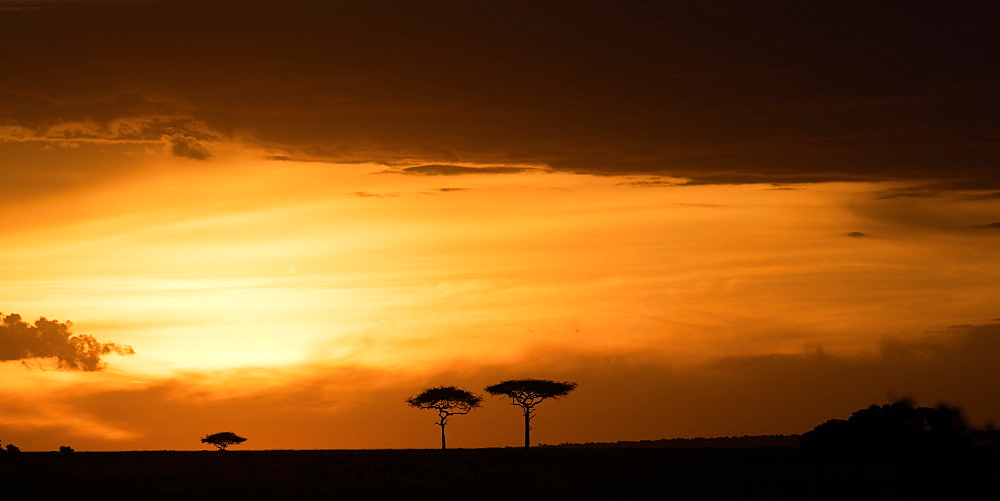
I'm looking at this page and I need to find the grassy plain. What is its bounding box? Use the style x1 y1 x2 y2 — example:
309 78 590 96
2 447 997 499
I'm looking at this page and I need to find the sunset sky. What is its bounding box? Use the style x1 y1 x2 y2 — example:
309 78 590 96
1 0 999 451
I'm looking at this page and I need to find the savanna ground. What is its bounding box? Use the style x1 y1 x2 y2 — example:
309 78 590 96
2 447 998 499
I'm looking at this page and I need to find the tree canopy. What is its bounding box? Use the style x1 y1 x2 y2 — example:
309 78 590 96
485 379 577 448
406 386 483 449
201 432 248 451
485 379 578 404
406 386 483 413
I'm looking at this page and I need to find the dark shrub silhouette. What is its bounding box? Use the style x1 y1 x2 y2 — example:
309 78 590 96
800 400 972 450
485 379 577 448
201 432 247 451
5 443 20 453
59 445 75 455
406 386 483 449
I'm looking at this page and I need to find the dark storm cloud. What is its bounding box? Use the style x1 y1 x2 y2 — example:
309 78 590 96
0 313 134 371
1 0 998 187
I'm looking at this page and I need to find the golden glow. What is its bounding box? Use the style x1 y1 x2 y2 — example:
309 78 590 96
2 143 999 450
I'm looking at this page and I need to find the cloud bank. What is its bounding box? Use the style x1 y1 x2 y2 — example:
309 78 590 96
0 313 134 371
1 1 997 188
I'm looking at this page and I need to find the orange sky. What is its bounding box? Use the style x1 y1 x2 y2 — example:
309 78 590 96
1 1 999 450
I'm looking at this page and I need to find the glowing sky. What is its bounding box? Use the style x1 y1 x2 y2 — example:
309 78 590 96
1 1 999 450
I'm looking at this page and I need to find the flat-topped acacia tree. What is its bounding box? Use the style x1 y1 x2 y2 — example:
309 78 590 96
485 379 578 448
201 432 247 451
406 386 483 449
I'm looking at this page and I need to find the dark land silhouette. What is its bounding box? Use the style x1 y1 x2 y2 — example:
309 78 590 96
3 400 1000 497
540 434 802 449
2 447 998 499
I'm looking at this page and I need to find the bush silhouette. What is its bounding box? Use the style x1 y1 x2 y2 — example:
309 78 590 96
801 400 972 450
59 445 75 455
5 443 20 453
406 386 483 449
201 432 247 451
485 379 577 448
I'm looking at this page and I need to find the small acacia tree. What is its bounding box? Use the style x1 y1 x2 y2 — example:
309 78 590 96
406 386 483 449
485 379 577 448
201 432 247 451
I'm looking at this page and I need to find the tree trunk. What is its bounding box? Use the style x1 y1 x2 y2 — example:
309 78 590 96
440 423 447 450
523 410 531 448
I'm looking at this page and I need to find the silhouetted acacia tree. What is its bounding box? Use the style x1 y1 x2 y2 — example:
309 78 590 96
800 400 972 450
201 432 247 451
406 386 483 449
485 379 577 448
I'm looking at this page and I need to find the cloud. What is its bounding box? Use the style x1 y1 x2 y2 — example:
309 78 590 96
2 2 1000 189
0 90 208 143
438 187 466 192
616 178 683 187
0 94 218 201
874 188 939 200
353 191 401 198
961 192 1000 201
0 313 134 371
162 133 211 160
846 231 871 237
678 174 873 186
389 165 539 176
972 222 1000 229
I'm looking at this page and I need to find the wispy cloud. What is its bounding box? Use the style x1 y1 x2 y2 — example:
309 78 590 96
384 165 540 176
353 191 401 198
162 133 211 160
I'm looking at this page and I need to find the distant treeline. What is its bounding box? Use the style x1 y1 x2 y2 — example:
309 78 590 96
539 434 801 449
